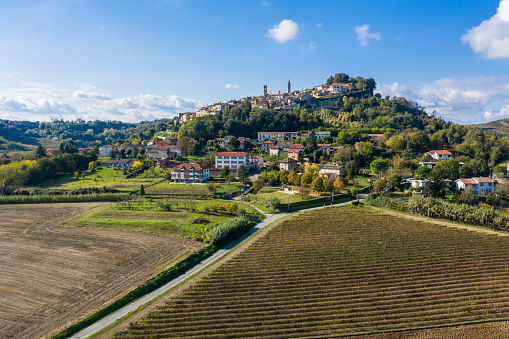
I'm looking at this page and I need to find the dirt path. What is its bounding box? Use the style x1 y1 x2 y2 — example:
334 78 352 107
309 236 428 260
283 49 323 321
364 205 509 237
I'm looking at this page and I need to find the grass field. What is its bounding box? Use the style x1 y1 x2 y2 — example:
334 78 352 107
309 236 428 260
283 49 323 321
114 206 509 338
145 182 244 196
70 198 257 238
0 203 204 339
32 166 162 191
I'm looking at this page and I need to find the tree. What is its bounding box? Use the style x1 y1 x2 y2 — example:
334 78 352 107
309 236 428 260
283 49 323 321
224 202 238 214
373 178 387 195
237 164 249 183
310 176 324 194
207 183 217 195
225 173 235 186
279 170 289 184
133 161 143 171
423 173 444 198
35 144 46 158
431 159 460 180
139 184 145 196
324 179 334 193
370 159 389 178
221 166 231 178
333 176 345 191
177 136 194 156
166 169 172 181
345 160 359 180
415 166 432 180
226 137 240 152
304 163 320 177
301 173 313 186
294 174 302 186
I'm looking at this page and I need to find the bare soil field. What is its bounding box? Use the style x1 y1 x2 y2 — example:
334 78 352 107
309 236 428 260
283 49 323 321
0 203 203 339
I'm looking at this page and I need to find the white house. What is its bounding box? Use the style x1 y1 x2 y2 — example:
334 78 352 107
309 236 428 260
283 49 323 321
99 144 117 157
424 150 452 161
215 152 249 169
99 159 134 168
249 155 264 169
257 131 299 141
456 177 496 195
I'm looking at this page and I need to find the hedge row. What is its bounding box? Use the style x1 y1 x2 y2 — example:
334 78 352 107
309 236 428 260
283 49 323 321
207 216 250 243
0 193 129 204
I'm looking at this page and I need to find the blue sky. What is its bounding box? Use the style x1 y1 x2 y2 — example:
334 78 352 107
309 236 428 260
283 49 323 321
0 0 508 124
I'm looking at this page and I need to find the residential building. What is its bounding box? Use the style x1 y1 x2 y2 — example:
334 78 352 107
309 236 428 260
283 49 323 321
269 146 281 156
249 155 264 169
456 177 496 194
257 131 299 141
279 158 299 171
99 145 117 157
287 149 302 161
424 150 452 161
411 179 455 194
99 159 134 168
317 165 345 178
215 152 249 169
259 140 275 152
173 163 209 183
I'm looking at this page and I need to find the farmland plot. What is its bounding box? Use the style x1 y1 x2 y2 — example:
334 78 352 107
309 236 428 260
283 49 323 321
0 203 203 339
115 207 509 338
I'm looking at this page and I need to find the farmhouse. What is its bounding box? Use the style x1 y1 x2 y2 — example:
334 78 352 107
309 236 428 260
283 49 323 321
317 164 345 178
172 163 209 183
215 152 249 169
99 144 118 157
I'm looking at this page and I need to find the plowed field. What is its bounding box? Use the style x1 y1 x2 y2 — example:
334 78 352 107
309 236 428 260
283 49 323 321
114 206 509 338
0 203 203 339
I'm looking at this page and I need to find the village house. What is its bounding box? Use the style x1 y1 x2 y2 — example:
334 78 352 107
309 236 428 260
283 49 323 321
279 158 299 172
424 150 452 161
269 146 281 156
172 163 209 183
215 152 249 169
317 165 346 179
259 140 275 152
257 131 299 141
99 144 118 157
411 179 455 194
287 149 302 161
456 177 496 194
249 155 264 169
156 159 180 168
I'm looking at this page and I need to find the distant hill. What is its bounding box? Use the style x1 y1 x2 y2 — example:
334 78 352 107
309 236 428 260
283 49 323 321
464 119 509 136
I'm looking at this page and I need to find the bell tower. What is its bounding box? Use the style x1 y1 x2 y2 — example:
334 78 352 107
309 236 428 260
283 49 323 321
263 85 267 96
287 79 291 94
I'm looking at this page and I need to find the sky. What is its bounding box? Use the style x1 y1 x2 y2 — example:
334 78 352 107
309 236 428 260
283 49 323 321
0 0 509 124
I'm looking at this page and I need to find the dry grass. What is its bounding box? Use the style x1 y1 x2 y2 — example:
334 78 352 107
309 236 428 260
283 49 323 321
0 203 204 339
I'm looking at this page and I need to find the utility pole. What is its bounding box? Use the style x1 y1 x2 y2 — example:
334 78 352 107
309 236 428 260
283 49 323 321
269 197 271 213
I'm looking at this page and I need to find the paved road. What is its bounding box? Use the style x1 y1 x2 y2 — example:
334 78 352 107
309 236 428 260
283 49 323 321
70 201 352 339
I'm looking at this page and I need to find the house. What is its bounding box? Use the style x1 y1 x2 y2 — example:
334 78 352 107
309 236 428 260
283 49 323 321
157 159 180 168
260 140 275 152
215 152 249 169
279 158 299 172
411 179 455 194
257 131 299 141
287 149 302 161
99 159 134 168
424 150 452 161
99 145 117 157
172 163 209 183
317 165 345 178
146 150 161 160
249 155 264 169
419 162 438 169
456 177 496 194
269 146 281 156
315 131 332 140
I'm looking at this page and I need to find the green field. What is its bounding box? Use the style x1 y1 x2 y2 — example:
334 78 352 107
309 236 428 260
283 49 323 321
146 182 244 196
32 166 162 191
114 206 509 338
70 198 257 238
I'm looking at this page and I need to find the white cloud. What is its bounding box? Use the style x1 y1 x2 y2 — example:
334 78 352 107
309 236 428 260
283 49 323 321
300 41 317 54
265 19 299 43
0 82 204 123
261 0 272 7
377 76 509 123
461 0 509 58
225 84 240 89
316 23 322 27
0 71 18 79
355 24 381 46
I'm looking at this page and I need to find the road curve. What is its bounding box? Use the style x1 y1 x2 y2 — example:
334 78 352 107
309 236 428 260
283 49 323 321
70 201 353 339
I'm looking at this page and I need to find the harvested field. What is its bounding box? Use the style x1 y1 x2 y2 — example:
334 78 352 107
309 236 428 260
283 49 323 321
0 203 203 339
115 206 509 338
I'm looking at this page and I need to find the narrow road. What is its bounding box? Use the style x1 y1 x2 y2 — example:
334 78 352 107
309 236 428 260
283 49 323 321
70 200 353 339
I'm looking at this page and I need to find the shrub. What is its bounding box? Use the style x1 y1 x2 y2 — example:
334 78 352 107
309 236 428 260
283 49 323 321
224 202 238 214
207 216 249 243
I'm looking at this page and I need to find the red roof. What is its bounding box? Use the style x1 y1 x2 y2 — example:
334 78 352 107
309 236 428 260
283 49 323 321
473 177 496 183
425 150 452 156
216 152 248 157
174 163 204 171
458 179 477 185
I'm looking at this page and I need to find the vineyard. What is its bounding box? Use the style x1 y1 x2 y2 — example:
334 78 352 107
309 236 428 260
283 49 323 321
114 207 509 338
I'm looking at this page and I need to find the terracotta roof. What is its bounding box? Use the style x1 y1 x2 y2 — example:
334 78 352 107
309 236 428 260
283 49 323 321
425 150 452 156
216 152 248 157
458 179 477 185
279 158 298 163
174 163 203 171
99 144 115 148
269 146 280 149
473 177 496 183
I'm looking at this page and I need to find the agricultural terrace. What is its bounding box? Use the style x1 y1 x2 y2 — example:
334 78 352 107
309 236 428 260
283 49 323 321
0 203 203 339
70 197 258 239
145 182 245 196
31 166 162 191
116 207 509 338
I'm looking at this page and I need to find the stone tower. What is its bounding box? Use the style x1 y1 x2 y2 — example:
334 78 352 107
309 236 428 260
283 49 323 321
287 79 291 94
264 85 267 96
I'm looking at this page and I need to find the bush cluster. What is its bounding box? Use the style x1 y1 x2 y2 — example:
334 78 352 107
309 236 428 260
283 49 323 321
206 216 249 243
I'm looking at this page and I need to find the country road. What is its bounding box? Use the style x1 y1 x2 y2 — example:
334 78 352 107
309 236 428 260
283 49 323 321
70 200 354 339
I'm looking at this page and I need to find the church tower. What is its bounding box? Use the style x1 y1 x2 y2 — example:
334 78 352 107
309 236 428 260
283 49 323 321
287 79 291 94
263 85 267 96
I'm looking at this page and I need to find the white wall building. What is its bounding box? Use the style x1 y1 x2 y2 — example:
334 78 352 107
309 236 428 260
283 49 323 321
456 177 496 195
424 150 452 161
215 152 249 169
